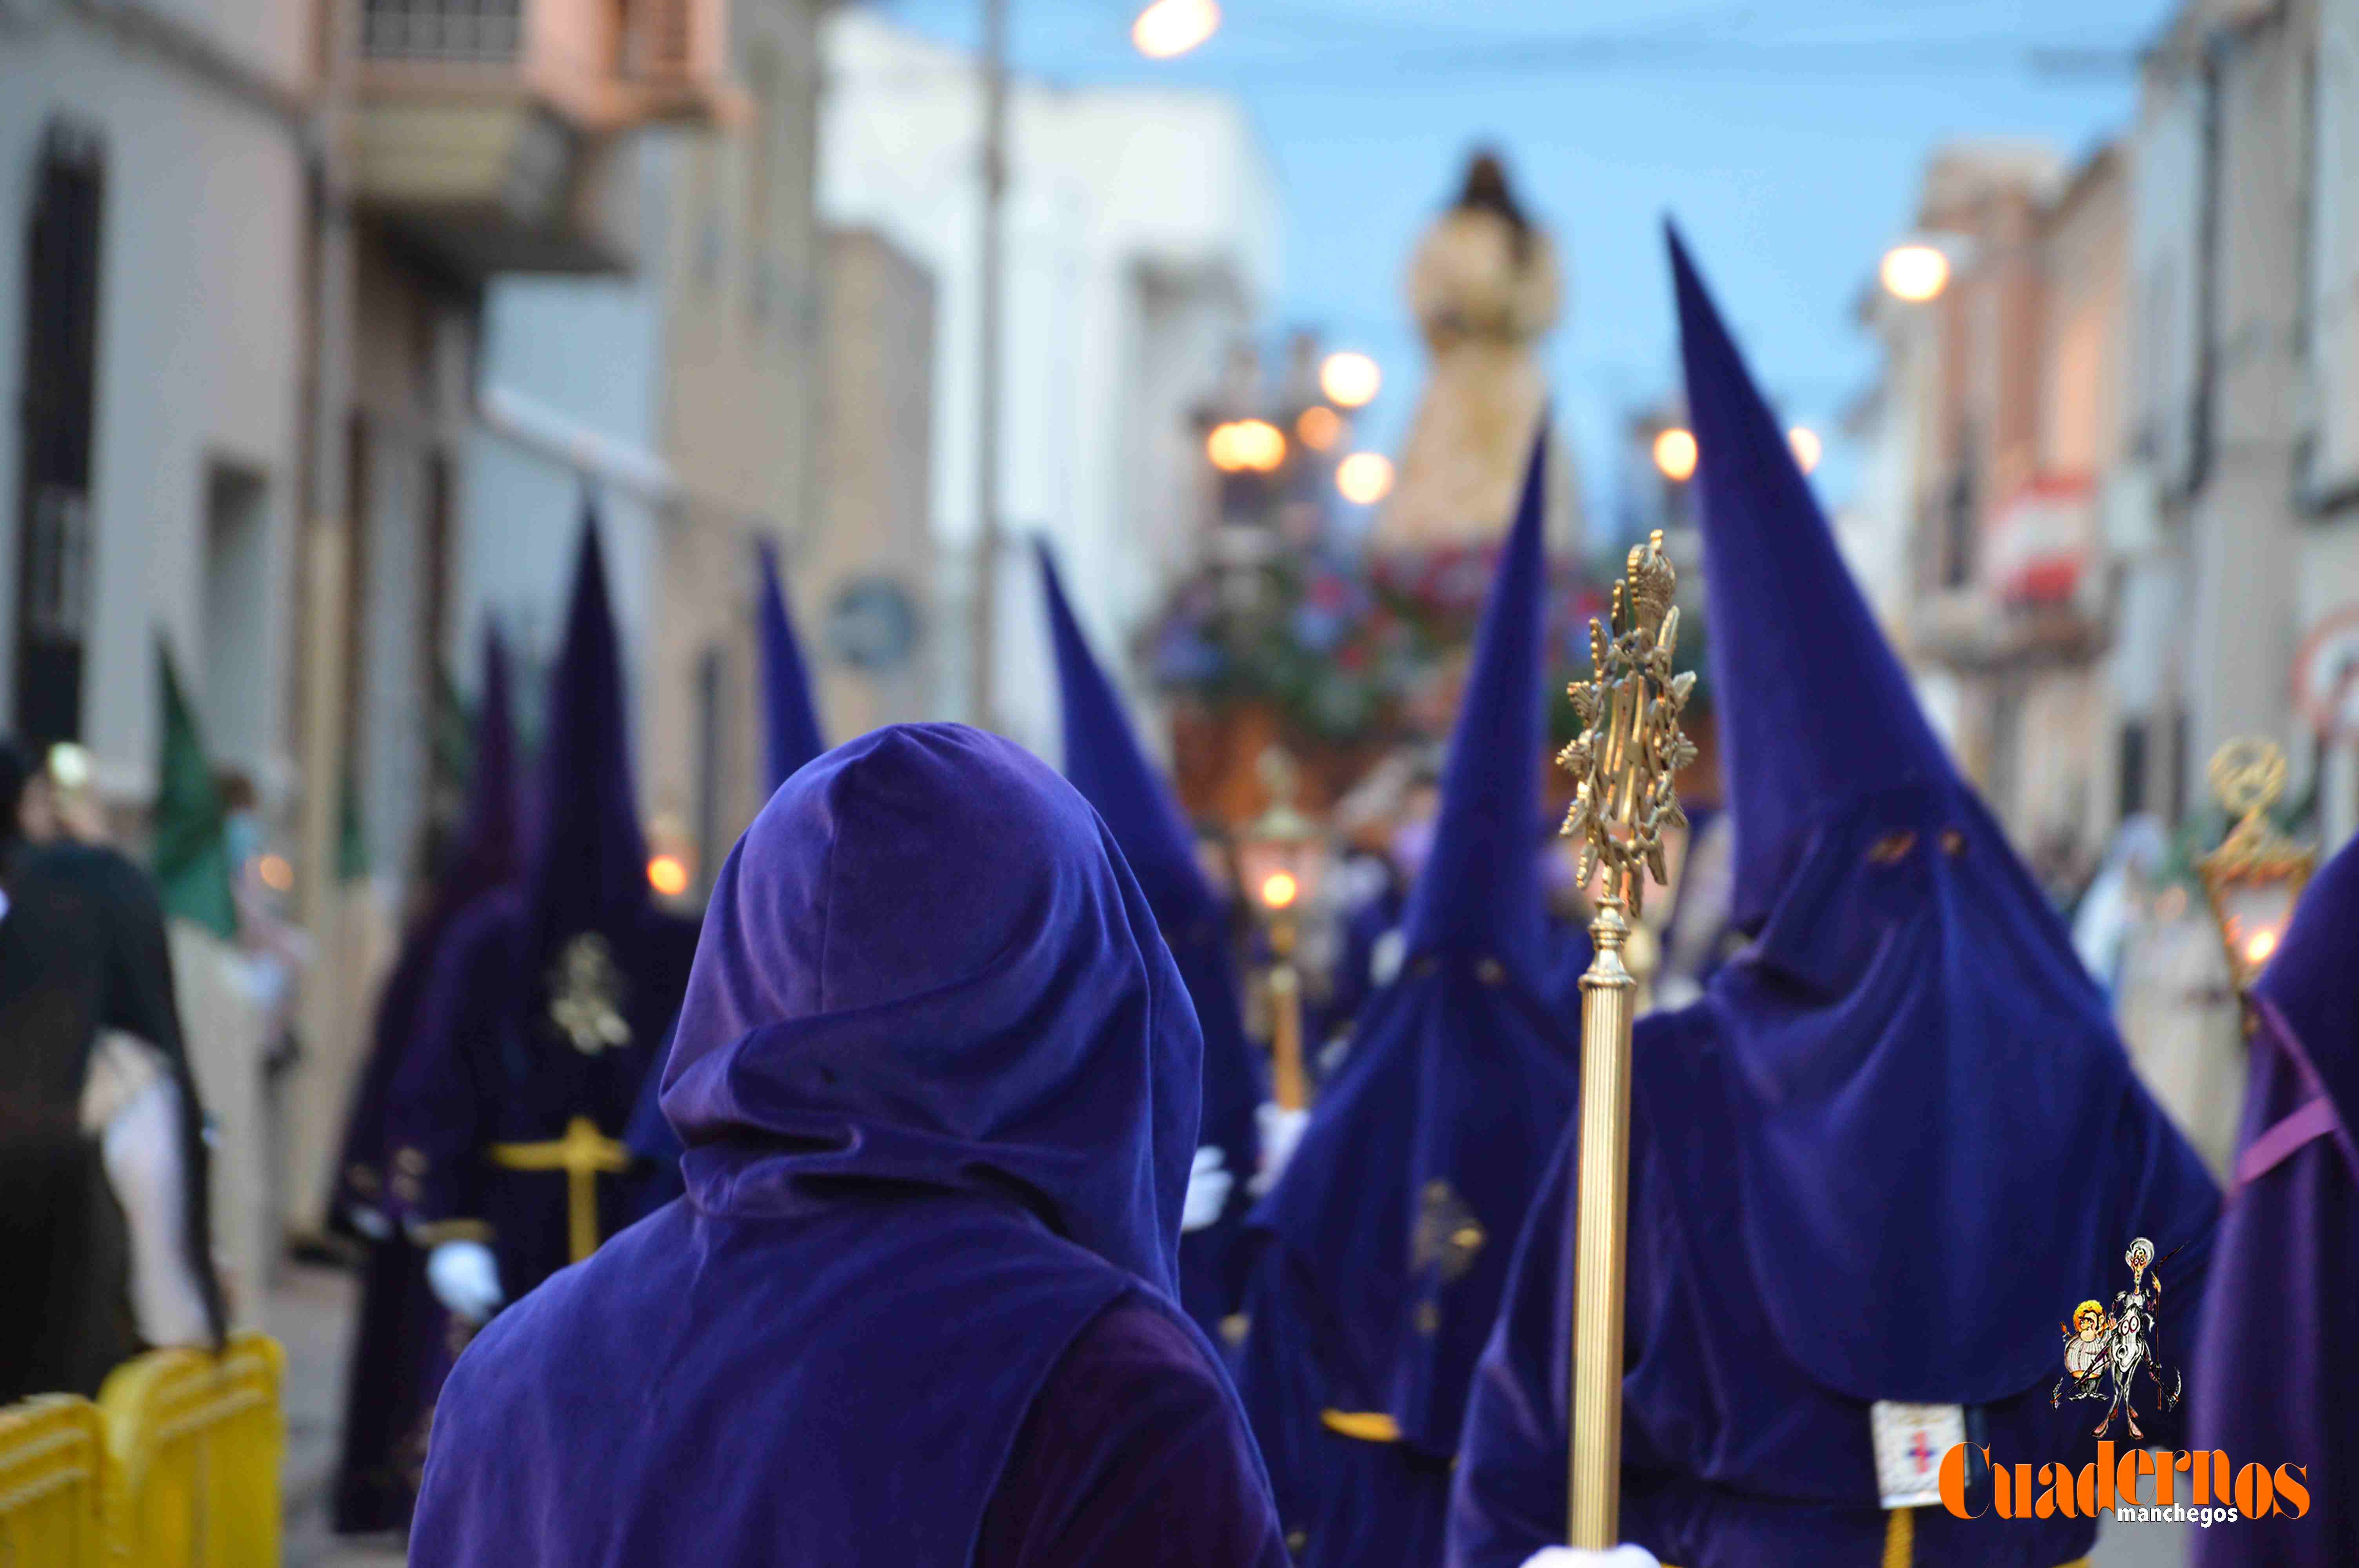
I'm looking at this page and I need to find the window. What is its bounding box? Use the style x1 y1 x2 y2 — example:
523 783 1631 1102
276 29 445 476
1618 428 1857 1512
693 645 727 898
2117 719 2150 821
202 461 270 765
15 121 106 747
1940 432 1978 592
360 0 522 62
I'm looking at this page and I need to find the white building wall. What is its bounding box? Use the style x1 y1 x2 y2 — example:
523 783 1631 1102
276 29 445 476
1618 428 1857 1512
458 133 680 748
818 12 1281 756
0 15 306 800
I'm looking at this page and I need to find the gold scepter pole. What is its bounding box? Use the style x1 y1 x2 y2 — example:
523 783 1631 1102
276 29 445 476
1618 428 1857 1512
1558 530 1695 1548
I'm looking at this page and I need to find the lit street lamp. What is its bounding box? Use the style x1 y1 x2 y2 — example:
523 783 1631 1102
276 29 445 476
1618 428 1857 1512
1879 242 1950 303
1318 351 1381 409
1651 426 1697 483
1133 0 1219 58
1208 418 1287 473
1787 425 1822 474
1335 451 1394 505
1238 748 1321 1111
2196 738 2315 1004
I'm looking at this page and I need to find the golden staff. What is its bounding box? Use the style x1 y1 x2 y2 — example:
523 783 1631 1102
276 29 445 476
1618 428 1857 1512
1557 530 1695 1546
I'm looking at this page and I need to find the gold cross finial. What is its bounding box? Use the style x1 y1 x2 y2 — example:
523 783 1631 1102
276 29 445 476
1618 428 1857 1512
1556 529 1697 922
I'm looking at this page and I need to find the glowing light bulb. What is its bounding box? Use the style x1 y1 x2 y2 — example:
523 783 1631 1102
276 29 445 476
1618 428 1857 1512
2246 927 2280 966
1653 427 1698 482
1319 351 1381 408
1336 452 1395 505
1880 243 1950 303
257 853 294 892
1132 0 1219 59
1296 405 1343 450
1260 869 1300 909
647 854 691 897
1231 419 1287 472
1787 425 1823 474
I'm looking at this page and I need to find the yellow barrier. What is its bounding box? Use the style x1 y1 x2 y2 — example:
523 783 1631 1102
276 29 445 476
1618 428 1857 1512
0 1395 109 1568
98 1332 284 1568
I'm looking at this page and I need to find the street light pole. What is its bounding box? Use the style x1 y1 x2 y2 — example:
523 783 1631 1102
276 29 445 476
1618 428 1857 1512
968 0 1009 729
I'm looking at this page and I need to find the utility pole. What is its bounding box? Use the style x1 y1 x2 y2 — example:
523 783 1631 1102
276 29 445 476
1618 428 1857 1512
967 0 1008 729
290 0 357 1239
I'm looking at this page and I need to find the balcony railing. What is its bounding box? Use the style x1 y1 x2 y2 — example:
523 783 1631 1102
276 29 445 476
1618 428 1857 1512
362 0 523 63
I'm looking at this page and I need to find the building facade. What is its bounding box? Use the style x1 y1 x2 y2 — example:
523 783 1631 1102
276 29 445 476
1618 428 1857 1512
1852 142 2127 892
817 10 1280 761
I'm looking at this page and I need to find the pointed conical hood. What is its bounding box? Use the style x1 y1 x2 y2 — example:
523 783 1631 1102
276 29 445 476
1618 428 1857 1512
1037 540 1265 1334
756 541 825 791
1243 424 1578 1461
1399 426 1550 973
1037 541 1218 926
1657 227 2217 1404
445 623 524 909
1671 226 1954 926
525 504 647 959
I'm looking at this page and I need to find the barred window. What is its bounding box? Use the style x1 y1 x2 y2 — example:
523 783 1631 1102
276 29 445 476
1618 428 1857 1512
361 0 523 62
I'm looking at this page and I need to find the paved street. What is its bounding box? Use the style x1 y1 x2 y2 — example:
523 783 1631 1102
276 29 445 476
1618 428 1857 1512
270 1262 405 1568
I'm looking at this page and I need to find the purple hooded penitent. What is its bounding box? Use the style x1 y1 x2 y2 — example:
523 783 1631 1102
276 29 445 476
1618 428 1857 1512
1447 227 2221 1568
384 505 700 1311
1235 428 1581 1568
2192 835 2359 1567
411 724 1287 1565
1037 538 1266 1340
329 622 521 1534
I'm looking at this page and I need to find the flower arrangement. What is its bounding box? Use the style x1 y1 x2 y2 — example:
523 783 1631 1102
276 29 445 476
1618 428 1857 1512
1147 539 1708 750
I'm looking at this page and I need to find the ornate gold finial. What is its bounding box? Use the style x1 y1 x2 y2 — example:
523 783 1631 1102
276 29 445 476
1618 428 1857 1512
1558 528 1694 1548
1557 530 1697 920
2196 737 2316 996
547 933 633 1054
2210 737 2286 827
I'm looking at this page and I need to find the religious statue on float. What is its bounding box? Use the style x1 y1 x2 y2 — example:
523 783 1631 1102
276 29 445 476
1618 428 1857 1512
1375 149 1581 555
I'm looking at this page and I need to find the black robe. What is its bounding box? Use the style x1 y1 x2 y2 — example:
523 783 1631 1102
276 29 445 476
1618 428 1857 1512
0 840 224 1402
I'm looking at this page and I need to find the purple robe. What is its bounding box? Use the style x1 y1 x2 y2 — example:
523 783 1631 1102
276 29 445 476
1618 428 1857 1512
1446 230 2220 1568
2190 833 2359 1568
1239 432 1576 1566
331 626 522 1534
410 724 1284 1566
384 513 697 1310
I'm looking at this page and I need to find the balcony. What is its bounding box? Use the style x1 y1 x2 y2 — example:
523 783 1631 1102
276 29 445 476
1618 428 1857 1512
353 0 740 276
1909 475 2107 670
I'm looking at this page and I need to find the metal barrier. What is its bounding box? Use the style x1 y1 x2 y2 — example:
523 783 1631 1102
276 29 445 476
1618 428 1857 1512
97 1332 284 1568
0 1396 109 1568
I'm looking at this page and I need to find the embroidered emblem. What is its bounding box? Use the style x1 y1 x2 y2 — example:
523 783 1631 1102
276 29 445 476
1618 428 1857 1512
1411 1178 1486 1284
547 933 632 1055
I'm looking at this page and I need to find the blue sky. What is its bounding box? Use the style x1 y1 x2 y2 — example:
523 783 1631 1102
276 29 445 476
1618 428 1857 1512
873 0 2177 539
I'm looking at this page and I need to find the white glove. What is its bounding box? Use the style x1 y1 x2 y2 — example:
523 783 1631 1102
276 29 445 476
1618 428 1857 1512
1518 1548 1660 1568
345 1204 393 1241
1181 1146 1233 1232
426 1239 504 1323
1252 1103 1312 1197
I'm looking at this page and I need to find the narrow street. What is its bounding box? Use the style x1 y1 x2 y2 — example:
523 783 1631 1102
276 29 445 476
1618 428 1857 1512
271 1263 406 1568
